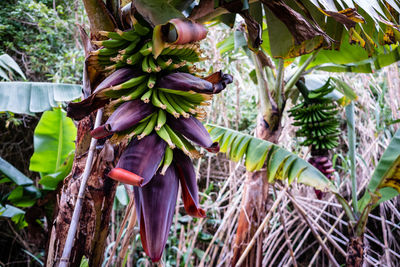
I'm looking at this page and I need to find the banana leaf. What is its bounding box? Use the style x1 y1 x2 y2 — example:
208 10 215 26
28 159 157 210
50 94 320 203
207 124 338 193
0 157 33 186
0 82 81 114
358 129 400 211
29 109 77 174
0 54 26 80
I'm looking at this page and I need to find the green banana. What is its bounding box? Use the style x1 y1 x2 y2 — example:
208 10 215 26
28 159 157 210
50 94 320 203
160 147 173 175
289 95 340 151
165 92 189 118
177 131 202 159
98 30 125 40
112 75 147 90
112 83 148 107
126 52 143 65
148 56 161 72
156 57 173 69
132 21 150 36
132 119 149 137
164 124 190 155
142 56 151 73
140 42 152 56
151 89 167 110
147 74 157 89
138 112 157 139
141 88 153 103
158 90 180 118
169 93 195 115
158 87 211 103
92 39 128 49
119 38 141 55
91 48 119 56
116 29 139 41
156 126 175 149
155 109 167 130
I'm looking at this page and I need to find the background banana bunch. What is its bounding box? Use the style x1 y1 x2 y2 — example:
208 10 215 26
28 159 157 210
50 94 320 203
289 79 340 151
67 15 232 261
289 79 339 199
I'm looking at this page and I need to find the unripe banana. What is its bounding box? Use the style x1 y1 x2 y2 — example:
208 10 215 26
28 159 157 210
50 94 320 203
160 146 173 175
141 88 153 103
158 90 180 118
138 112 157 139
151 89 167 110
116 29 139 41
155 109 167 130
156 126 175 149
92 39 129 49
164 124 190 155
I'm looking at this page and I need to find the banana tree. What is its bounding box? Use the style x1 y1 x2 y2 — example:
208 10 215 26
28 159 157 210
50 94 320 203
42 0 400 266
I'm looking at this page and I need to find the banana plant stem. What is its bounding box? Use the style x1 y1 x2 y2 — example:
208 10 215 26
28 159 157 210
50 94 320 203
275 58 284 110
284 49 320 97
252 52 274 119
346 101 358 215
59 109 103 267
235 186 288 266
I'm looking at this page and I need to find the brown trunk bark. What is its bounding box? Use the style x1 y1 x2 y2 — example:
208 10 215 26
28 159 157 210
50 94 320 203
231 114 282 267
346 235 364 267
45 115 123 266
45 1 119 265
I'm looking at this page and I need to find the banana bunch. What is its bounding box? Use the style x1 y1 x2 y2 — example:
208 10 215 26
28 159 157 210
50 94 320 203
289 81 340 151
68 16 232 261
89 27 204 74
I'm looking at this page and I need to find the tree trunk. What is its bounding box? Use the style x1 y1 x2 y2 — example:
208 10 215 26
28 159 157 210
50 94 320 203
346 235 364 267
45 115 123 266
231 113 282 267
45 1 119 265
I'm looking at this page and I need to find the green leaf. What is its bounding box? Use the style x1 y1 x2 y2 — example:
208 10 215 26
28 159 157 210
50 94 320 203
0 204 25 217
39 152 74 190
331 77 358 102
359 129 400 211
0 82 81 114
79 256 89 267
0 157 33 186
207 124 338 193
133 0 184 26
315 62 373 73
0 204 27 228
0 54 26 80
217 34 235 55
7 185 40 207
30 109 77 174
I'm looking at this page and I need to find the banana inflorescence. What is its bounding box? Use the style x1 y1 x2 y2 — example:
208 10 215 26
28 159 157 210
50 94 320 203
68 13 232 262
289 80 340 151
70 18 232 176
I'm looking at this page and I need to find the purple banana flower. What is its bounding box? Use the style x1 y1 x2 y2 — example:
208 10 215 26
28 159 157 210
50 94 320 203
168 115 219 153
91 100 154 139
134 166 179 262
107 134 208 262
67 68 142 120
157 71 233 94
174 149 206 218
309 156 335 199
116 134 166 186
164 18 208 44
